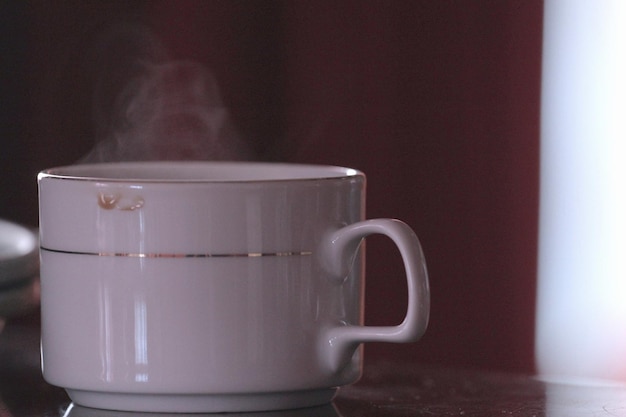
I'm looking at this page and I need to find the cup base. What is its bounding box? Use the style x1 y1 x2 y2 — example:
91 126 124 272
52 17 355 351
65 387 338 413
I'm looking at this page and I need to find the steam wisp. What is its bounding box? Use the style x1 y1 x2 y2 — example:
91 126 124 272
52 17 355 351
81 26 250 163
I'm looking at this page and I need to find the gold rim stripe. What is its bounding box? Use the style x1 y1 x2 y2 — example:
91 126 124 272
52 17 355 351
40 246 312 258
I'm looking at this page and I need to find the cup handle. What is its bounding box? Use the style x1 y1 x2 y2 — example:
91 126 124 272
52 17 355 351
321 219 430 371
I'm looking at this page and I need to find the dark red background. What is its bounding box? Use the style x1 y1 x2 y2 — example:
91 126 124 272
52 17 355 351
0 1 542 373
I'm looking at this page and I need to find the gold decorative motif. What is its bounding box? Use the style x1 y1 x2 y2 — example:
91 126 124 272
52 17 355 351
98 192 144 211
98 193 119 209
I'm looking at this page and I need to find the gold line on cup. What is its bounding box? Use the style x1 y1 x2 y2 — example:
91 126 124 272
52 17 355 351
40 247 313 258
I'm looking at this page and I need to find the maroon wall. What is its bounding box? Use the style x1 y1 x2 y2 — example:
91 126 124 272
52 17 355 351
0 0 542 373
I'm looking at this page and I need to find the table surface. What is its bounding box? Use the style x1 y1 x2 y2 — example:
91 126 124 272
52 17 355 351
1 315 626 417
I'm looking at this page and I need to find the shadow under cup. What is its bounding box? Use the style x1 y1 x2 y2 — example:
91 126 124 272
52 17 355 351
37 161 430 413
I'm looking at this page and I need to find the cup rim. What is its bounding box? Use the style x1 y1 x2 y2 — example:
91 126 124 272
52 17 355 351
37 161 364 184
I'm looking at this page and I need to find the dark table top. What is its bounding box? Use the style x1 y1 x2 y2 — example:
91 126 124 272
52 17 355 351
2 315 625 417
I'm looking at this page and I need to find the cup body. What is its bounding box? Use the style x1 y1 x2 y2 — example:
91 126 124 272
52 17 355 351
39 162 366 412
39 161 430 413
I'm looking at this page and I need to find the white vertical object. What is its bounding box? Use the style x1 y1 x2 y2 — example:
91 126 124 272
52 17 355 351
537 0 626 382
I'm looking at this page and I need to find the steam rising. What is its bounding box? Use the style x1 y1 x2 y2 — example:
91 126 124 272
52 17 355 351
81 26 250 162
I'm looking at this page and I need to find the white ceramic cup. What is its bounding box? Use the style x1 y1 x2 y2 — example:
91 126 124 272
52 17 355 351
38 161 430 413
